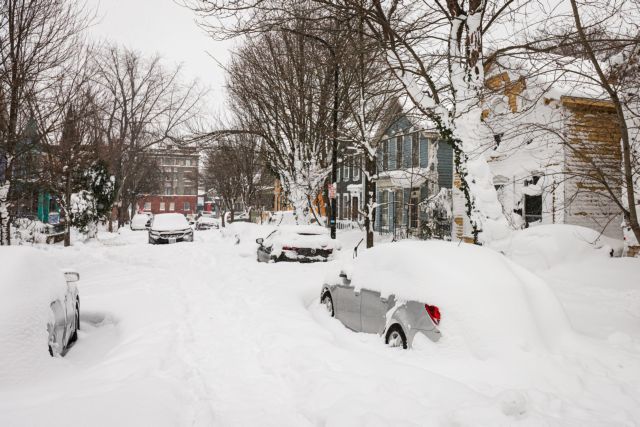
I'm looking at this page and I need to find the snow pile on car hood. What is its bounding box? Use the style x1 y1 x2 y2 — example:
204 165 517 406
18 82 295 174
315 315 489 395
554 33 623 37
498 224 624 271
342 240 574 358
151 214 190 231
268 226 341 257
0 247 69 384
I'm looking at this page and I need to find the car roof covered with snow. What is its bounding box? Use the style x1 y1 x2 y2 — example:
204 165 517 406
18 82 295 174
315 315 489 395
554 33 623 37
150 213 190 231
0 247 70 384
263 225 340 250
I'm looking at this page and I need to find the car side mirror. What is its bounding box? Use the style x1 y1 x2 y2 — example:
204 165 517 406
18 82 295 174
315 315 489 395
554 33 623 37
256 238 263 245
64 271 80 282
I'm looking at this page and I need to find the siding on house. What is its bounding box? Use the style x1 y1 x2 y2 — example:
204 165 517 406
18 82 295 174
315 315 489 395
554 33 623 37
562 96 623 239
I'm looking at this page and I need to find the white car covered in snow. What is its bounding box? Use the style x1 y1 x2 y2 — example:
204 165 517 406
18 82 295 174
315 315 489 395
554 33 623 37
256 226 340 263
130 213 152 230
0 247 80 359
321 240 571 350
148 213 194 244
196 214 219 230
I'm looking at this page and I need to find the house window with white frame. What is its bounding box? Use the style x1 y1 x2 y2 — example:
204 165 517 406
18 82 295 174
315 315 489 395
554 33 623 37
169 202 175 211
353 155 360 181
159 202 165 211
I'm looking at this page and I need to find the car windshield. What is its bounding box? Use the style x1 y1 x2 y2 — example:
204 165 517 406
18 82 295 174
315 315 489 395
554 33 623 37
152 214 189 230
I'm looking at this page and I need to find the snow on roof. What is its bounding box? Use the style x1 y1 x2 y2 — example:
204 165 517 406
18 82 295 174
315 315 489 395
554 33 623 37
486 53 607 100
0 247 69 384
377 168 430 188
339 240 574 357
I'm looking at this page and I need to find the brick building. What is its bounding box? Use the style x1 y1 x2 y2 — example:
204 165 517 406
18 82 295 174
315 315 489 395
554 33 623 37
137 146 200 215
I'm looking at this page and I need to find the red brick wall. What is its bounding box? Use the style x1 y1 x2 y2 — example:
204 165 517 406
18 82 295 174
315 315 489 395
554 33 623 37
136 195 198 215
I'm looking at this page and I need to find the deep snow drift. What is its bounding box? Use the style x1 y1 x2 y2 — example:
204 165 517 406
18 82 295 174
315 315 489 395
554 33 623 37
0 225 638 426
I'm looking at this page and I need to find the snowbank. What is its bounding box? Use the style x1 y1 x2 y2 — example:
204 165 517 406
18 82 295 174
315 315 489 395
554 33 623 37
0 247 68 384
499 224 624 271
343 240 574 357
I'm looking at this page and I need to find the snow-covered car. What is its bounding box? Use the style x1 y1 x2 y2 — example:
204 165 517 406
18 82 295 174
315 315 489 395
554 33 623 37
321 240 570 350
148 213 194 244
196 215 219 230
130 213 152 230
0 247 80 359
256 226 339 263
321 268 441 349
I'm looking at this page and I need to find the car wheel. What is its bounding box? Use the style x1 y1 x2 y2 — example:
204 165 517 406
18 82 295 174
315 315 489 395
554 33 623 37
385 324 407 349
69 298 80 344
321 291 334 317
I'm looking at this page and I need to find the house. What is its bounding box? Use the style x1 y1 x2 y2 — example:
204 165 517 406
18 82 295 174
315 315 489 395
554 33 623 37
469 55 625 240
336 153 363 223
136 145 200 215
373 100 455 239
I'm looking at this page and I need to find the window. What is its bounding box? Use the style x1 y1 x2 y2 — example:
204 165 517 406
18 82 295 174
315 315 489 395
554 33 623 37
159 202 165 211
165 188 172 195
185 159 191 166
380 191 389 228
353 156 360 180
382 140 389 171
524 194 542 226
411 133 419 168
169 202 175 211
396 135 403 169
395 190 403 227
184 202 191 211
144 202 151 211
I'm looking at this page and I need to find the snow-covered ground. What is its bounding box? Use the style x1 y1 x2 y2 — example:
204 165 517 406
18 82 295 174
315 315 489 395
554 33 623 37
0 225 639 426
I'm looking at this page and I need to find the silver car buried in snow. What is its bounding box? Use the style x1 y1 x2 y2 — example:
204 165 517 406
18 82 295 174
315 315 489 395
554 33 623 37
320 271 441 349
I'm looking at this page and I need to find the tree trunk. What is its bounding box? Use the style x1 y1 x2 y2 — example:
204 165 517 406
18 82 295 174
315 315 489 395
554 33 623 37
364 154 375 248
64 171 72 247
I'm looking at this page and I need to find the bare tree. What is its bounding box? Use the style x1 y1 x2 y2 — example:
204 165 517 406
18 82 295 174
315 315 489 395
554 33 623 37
94 45 204 228
225 25 347 224
0 0 90 245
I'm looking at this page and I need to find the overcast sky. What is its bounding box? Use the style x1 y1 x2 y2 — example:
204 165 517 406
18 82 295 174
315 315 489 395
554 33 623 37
85 0 231 115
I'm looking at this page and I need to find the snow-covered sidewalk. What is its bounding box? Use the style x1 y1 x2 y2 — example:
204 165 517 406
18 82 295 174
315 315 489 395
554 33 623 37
1 226 639 426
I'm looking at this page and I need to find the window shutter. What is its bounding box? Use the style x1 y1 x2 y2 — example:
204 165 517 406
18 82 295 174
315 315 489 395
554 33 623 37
403 134 411 168
389 191 395 231
388 137 397 170
403 188 411 227
420 135 429 168
375 189 381 231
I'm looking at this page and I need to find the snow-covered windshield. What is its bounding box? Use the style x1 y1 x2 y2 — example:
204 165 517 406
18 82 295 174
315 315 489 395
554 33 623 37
151 213 190 231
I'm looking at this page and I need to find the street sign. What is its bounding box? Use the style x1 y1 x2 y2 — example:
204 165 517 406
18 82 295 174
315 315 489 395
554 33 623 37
328 183 336 199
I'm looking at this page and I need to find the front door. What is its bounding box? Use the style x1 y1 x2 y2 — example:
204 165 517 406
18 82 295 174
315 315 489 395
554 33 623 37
335 282 362 331
360 289 388 334
351 197 359 221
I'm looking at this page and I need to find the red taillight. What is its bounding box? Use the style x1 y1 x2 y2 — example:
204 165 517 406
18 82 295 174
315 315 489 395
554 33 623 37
425 304 441 325
282 246 297 251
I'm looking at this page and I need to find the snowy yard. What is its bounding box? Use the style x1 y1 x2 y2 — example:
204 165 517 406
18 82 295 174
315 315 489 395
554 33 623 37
1 225 639 426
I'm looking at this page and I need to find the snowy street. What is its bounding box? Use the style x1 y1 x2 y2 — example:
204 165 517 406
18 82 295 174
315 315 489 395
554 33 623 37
1 226 639 427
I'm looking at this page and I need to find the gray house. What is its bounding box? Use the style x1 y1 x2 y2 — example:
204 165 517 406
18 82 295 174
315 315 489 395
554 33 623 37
374 106 454 239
